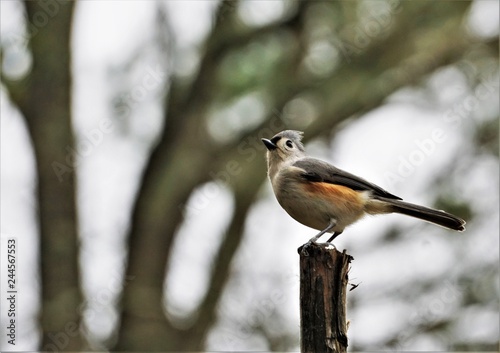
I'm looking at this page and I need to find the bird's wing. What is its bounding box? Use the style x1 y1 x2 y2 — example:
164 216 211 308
293 157 402 200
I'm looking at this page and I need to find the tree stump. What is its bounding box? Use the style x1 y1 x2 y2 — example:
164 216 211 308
298 242 353 353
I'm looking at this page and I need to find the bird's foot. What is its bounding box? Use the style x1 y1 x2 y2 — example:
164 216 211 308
299 222 338 255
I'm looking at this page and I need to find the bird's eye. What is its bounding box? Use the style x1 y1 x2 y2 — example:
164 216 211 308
285 140 293 148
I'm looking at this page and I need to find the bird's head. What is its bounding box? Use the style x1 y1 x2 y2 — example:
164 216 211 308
262 130 306 175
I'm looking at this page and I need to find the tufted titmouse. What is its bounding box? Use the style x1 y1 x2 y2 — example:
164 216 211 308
262 130 466 243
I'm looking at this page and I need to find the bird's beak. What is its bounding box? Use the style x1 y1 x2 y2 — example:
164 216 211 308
262 138 277 151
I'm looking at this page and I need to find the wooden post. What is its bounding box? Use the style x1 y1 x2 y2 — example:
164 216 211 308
298 242 353 353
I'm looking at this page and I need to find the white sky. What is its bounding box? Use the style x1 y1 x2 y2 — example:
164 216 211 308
0 0 498 351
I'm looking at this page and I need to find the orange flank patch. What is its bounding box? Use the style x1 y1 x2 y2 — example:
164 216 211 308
303 181 364 205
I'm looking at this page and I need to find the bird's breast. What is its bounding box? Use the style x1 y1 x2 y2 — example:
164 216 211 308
272 172 368 232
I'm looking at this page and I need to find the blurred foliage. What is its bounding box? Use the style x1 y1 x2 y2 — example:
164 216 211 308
1 0 498 351
434 196 474 224
475 115 500 156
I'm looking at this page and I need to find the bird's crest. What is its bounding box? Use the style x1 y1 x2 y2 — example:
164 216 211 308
271 130 305 151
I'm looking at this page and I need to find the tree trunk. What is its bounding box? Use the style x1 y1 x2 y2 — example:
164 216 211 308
299 243 353 353
12 1 84 350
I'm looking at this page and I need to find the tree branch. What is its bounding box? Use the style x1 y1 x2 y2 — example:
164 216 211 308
114 1 478 350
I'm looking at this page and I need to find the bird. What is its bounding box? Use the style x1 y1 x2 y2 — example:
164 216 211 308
261 130 466 243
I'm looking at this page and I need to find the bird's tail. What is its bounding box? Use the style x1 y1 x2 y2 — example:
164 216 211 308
375 197 466 231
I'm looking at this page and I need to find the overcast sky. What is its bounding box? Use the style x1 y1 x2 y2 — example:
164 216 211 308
1 1 498 350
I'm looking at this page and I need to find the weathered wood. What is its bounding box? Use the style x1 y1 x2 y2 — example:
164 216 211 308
298 242 353 353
